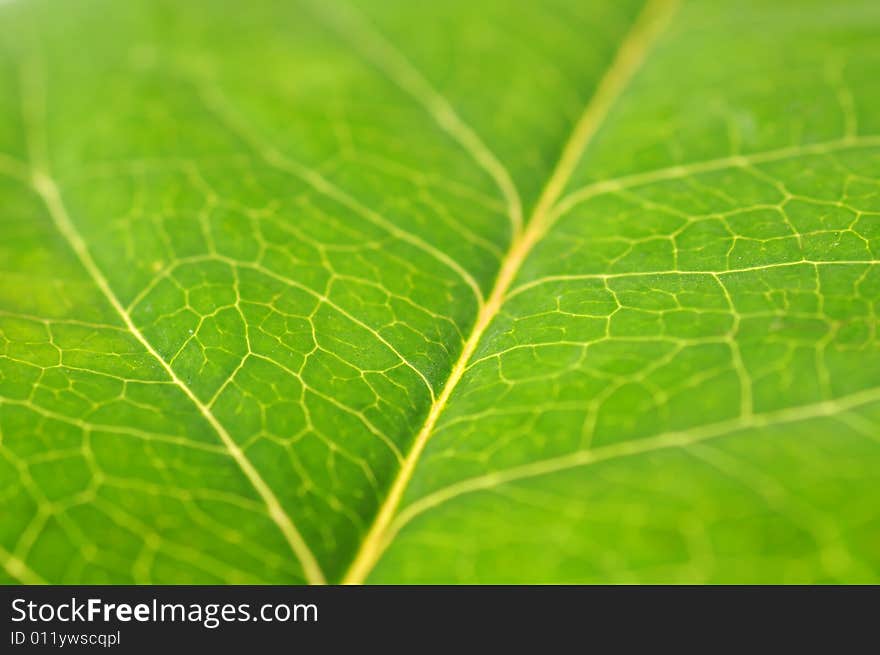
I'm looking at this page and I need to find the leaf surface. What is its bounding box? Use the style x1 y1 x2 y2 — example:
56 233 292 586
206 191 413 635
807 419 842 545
1 0 879 584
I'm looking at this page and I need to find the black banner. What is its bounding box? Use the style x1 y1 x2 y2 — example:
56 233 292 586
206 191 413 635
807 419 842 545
2 585 876 652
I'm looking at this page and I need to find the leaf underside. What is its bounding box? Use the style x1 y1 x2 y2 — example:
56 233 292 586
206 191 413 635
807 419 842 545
1 0 879 584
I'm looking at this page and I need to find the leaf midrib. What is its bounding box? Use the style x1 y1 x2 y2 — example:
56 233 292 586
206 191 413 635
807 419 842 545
341 0 680 584
14 0 678 585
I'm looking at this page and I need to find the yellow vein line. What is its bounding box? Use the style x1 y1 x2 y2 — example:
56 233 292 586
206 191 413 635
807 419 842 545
507 259 880 299
147 251 438 401
0 544 47 584
196 82 485 307
385 384 880 543
0 397 230 454
19 51 324 583
554 134 880 220
308 0 524 233
341 0 679 584
233 259 437 401
29 172 326 585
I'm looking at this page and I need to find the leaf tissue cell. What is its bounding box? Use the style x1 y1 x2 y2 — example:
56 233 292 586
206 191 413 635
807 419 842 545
0 0 879 584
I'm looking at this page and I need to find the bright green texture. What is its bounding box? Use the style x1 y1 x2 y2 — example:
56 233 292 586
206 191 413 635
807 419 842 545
1 0 879 584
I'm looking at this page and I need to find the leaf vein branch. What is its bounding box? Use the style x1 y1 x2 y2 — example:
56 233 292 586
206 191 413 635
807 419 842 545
196 82 486 306
341 0 680 584
0 543 46 584
553 135 880 221
30 172 327 585
384 384 880 545
307 0 524 233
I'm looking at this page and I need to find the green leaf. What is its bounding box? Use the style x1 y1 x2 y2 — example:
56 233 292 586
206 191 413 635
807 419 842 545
1 0 879 584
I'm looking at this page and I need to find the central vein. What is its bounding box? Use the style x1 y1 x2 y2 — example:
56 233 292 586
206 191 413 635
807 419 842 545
342 0 680 584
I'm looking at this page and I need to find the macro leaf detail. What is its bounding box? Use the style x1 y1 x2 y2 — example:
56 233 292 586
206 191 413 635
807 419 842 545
1 0 879 584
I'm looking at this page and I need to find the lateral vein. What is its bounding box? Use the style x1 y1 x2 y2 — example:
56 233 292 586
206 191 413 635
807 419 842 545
30 171 327 586
309 0 524 233
341 0 679 584
386 384 880 542
197 82 485 308
554 134 880 220
0 544 47 584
